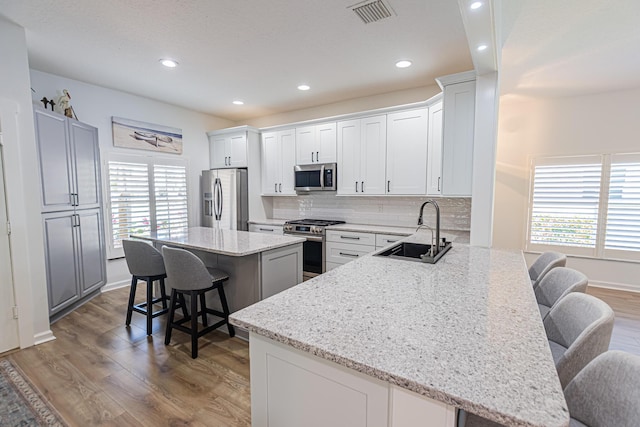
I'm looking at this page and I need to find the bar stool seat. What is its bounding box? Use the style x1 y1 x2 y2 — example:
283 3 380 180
162 246 235 359
123 239 170 335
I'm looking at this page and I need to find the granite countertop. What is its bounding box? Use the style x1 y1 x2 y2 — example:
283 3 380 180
131 226 305 257
230 234 568 427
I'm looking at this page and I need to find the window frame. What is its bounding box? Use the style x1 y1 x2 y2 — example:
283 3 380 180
526 153 640 262
105 152 189 259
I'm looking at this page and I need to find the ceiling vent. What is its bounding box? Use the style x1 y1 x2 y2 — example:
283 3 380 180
350 0 396 24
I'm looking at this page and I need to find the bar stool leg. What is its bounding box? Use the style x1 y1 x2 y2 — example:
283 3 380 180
217 284 235 337
178 293 189 319
200 293 208 327
159 277 168 309
165 289 178 345
190 290 199 359
146 277 153 335
126 276 138 326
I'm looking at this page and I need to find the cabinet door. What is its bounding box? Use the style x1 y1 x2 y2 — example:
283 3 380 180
296 126 316 164
70 120 101 209
316 122 337 163
261 132 279 195
337 120 361 195
360 115 387 195
386 108 428 195
427 101 443 196
279 129 297 195
34 109 74 212
77 208 106 295
43 212 79 314
209 135 228 169
442 80 475 196
228 133 248 167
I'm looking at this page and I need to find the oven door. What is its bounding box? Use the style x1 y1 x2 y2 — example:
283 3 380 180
285 232 324 280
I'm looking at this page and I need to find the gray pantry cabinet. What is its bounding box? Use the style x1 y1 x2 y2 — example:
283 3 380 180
33 107 106 318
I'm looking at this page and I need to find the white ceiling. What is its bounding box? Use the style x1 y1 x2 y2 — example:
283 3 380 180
500 0 640 98
0 0 473 121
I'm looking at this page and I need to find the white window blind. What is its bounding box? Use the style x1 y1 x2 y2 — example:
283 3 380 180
529 160 602 249
108 161 151 249
106 156 188 258
605 160 640 252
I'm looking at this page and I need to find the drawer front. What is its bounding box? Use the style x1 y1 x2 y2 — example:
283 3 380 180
375 233 406 248
249 224 284 235
326 230 376 246
326 241 375 265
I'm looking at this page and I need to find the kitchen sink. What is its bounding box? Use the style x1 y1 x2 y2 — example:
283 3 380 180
375 241 452 264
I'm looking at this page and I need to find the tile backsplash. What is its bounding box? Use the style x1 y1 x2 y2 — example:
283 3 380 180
272 194 471 230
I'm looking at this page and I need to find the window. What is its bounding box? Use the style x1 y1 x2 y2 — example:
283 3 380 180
528 154 640 261
106 154 188 259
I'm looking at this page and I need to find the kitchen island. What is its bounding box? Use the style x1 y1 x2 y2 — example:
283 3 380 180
132 227 305 338
230 232 570 427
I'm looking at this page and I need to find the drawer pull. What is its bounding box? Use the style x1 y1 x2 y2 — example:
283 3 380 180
340 236 360 240
260 228 274 232
386 239 397 243
339 252 359 257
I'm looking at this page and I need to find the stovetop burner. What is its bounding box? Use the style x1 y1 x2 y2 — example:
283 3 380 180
285 219 346 227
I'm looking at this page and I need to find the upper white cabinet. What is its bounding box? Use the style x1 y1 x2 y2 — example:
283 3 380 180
386 108 429 195
337 115 386 195
296 122 337 165
426 100 443 196
261 128 296 195
437 73 476 196
208 126 259 169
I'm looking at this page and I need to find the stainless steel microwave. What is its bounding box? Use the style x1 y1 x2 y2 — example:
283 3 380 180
294 163 337 192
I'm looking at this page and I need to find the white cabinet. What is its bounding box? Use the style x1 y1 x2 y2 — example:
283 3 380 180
325 230 376 268
337 115 386 195
440 78 476 196
375 234 403 249
427 100 444 196
208 126 258 169
386 108 428 195
261 129 296 195
249 224 284 235
296 122 336 165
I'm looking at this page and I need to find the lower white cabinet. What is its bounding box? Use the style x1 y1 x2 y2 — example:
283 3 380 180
325 230 410 270
249 223 284 235
375 233 403 249
250 333 456 427
42 208 106 315
260 244 303 299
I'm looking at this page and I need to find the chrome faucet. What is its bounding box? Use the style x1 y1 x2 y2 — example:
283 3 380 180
418 199 440 255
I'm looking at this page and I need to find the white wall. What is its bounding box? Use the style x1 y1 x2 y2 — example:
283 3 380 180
29 70 234 288
0 17 52 347
493 89 640 291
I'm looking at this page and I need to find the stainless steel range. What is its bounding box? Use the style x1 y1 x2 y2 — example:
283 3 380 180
283 219 345 280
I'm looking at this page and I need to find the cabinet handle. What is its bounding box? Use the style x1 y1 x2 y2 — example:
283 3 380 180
339 252 359 258
386 239 397 244
340 235 360 240
387 180 391 192
355 181 358 193
275 183 278 193
75 193 79 206
361 181 364 193
260 228 274 232
316 151 319 162
311 151 314 162
279 183 282 192
438 177 441 192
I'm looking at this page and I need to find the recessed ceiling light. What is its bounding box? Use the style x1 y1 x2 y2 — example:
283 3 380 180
477 44 488 51
470 1 483 10
298 84 310 91
160 59 178 68
233 100 244 105
395 60 412 68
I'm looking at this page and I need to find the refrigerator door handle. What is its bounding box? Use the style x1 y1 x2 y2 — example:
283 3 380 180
214 177 223 220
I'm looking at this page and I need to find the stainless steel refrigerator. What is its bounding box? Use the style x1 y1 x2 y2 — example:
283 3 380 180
201 168 249 230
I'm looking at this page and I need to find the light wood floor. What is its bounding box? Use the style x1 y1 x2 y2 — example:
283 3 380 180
3 286 640 426
9 287 251 426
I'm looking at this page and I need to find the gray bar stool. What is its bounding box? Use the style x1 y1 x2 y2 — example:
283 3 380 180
529 251 566 289
162 246 235 359
123 239 170 335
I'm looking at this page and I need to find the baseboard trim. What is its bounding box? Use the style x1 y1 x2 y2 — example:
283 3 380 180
101 279 130 293
33 330 56 346
588 280 640 294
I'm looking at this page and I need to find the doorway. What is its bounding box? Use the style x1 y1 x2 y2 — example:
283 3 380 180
0 132 19 353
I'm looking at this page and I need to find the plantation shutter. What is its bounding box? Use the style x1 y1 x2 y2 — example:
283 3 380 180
108 161 151 250
605 156 640 253
154 164 188 238
528 157 602 251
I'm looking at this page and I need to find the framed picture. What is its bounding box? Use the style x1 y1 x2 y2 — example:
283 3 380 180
112 117 183 154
